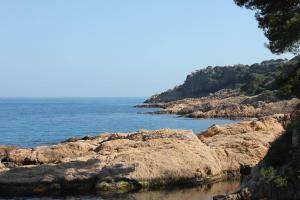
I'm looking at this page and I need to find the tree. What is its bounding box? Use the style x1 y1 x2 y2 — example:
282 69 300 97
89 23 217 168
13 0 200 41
234 0 300 54
276 55 300 98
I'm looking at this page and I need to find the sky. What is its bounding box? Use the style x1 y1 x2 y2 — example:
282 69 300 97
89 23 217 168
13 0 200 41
0 0 293 97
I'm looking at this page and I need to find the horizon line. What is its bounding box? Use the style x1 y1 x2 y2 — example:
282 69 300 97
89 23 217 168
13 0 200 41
0 96 148 98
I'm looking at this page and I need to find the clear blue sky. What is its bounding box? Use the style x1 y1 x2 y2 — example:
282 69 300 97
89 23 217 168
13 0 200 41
0 0 293 97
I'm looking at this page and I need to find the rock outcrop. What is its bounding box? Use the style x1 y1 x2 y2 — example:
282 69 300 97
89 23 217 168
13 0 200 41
0 116 284 196
227 108 300 200
138 89 299 119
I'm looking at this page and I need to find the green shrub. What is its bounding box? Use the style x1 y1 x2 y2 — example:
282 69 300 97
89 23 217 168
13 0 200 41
274 176 288 188
260 167 277 184
260 167 288 188
276 55 300 99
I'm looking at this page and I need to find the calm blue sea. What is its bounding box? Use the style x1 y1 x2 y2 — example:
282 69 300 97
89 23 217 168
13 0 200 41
0 97 235 147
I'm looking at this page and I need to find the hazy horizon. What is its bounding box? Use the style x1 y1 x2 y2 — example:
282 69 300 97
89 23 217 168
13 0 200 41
0 1 293 97
0 96 148 98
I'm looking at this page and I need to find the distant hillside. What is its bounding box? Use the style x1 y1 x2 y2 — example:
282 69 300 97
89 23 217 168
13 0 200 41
145 58 292 103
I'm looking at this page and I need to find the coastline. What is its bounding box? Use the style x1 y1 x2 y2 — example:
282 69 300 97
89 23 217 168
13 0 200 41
0 115 284 197
136 89 299 120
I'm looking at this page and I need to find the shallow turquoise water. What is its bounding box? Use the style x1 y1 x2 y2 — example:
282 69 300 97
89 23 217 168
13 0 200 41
0 97 236 147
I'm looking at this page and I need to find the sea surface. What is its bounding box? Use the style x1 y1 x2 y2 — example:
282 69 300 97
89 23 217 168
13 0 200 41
0 97 236 147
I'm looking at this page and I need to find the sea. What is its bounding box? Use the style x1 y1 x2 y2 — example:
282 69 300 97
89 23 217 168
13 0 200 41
0 97 236 147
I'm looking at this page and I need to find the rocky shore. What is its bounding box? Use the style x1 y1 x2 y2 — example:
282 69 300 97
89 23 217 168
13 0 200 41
226 108 300 200
0 116 284 196
137 89 299 119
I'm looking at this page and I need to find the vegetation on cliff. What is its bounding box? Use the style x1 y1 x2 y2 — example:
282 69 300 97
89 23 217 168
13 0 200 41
146 56 299 103
275 55 300 99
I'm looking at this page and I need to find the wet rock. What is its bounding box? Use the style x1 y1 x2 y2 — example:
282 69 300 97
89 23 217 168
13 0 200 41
213 194 227 200
240 165 251 176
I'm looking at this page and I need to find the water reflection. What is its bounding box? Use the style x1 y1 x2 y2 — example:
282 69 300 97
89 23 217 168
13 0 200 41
22 180 240 200
126 181 240 200
107 180 240 200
